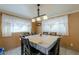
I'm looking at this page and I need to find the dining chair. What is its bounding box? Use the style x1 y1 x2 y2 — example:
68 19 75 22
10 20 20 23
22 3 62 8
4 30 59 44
50 32 57 36
22 32 30 36
23 38 31 55
21 36 25 55
21 36 40 55
31 32 37 35
43 32 48 35
48 38 61 55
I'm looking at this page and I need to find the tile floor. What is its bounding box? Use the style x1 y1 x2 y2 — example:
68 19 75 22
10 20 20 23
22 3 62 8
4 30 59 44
5 46 79 55
5 47 21 55
60 47 79 55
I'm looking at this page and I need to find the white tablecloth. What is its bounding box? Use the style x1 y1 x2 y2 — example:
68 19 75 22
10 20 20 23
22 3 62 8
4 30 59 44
25 35 59 54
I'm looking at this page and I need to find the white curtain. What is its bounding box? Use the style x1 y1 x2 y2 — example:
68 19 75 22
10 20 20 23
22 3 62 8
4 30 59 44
42 15 68 35
2 14 32 37
12 17 31 32
2 14 12 37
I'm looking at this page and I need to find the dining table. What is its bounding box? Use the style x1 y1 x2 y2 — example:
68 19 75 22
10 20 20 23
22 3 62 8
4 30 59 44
25 35 59 55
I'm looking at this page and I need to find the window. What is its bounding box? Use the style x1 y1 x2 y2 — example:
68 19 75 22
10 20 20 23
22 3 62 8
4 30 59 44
42 15 68 35
2 14 31 37
12 17 31 32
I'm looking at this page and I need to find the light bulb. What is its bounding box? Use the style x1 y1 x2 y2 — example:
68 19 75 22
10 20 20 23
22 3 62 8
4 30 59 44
43 15 48 20
32 19 35 22
36 17 41 21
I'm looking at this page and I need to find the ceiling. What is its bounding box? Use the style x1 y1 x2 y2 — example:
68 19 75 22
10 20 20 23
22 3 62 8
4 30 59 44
0 4 79 19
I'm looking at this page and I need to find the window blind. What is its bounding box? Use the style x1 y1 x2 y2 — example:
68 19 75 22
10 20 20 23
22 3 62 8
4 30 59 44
42 15 68 35
2 14 31 37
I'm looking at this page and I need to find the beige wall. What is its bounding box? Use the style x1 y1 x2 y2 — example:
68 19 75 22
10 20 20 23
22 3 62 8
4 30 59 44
32 22 37 33
37 25 42 34
60 12 79 51
1 33 21 51
32 22 42 34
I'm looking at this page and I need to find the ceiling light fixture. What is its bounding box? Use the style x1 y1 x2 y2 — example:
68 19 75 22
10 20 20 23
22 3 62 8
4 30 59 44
32 4 48 22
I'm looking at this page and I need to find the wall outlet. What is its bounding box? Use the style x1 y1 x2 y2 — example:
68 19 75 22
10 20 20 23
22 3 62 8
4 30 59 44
70 43 73 47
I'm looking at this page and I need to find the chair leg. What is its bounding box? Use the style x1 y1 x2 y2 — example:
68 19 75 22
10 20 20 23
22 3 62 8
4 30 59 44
21 41 24 55
57 44 60 55
57 38 60 55
21 47 24 55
